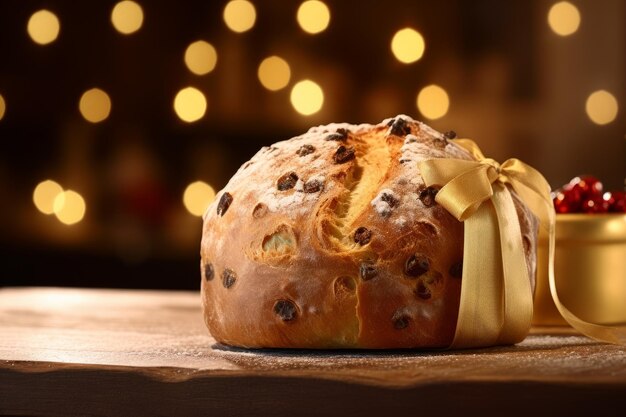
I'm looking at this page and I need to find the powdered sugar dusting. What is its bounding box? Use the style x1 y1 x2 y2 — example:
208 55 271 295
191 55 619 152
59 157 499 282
394 216 407 227
306 174 326 190
381 114 415 127
310 158 326 169
417 120 446 140
261 189 307 218
371 189 398 218
209 332 626 386
204 114 476 238
307 122 372 136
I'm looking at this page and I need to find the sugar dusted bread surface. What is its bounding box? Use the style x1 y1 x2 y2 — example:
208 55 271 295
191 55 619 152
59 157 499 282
200 115 538 349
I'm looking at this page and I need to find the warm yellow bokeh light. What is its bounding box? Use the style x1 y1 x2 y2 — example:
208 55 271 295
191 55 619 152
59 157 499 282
391 28 425 64
27 10 60 45
0 94 5 121
79 88 112 123
33 180 63 215
53 190 86 225
174 87 208 123
258 56 291 91
548 2 581 36
297 1 331 34
290 80 324 116
111 1 144 35
223 0 256 33
183 181 216 217
416 85 450 120
184 41 218 75
585 90 619 125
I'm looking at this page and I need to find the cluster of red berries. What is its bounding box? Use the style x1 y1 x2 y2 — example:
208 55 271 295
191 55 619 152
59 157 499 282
552 176 626 214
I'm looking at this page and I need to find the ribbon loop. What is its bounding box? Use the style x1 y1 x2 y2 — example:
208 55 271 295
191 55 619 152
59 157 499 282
420 158 499 221
436 164 495 221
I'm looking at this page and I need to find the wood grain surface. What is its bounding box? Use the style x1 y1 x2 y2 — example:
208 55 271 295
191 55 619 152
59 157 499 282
1 287 625 417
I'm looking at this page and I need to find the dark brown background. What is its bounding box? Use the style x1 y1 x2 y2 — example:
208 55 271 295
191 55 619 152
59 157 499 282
0 0 624 289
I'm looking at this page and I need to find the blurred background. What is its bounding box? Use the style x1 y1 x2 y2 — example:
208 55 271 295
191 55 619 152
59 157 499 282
0 0 623 290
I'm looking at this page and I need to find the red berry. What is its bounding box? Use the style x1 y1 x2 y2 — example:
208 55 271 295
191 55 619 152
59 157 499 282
552 186 583 213
569 175 603 200
581 196 609 214
605 191 626 213
603 191 617 207
553 190 573 213
563 183 583 208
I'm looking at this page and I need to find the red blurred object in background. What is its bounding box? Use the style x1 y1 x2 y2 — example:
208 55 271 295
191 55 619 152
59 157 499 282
569 175 603 200
604 191 626 213
552 175 603 213
552 175 626 214
570 176 607 213
581 196 609 214
552 189 577 213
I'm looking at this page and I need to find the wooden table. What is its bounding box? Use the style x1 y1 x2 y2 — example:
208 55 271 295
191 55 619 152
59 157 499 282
1 287 625 417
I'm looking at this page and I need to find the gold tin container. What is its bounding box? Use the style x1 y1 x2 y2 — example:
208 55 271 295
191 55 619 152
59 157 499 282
533 214 626 326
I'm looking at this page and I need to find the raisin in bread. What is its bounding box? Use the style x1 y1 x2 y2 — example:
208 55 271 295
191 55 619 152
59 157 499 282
200 115 538 349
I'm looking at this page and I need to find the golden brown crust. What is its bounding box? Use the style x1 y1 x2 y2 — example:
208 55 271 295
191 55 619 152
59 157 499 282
200 116 538 348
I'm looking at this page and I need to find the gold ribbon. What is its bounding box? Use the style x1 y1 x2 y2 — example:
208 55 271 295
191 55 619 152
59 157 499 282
418 138 626 348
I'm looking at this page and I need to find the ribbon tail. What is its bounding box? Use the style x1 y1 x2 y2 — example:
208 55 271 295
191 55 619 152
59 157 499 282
449 200 503 349
491 183 533 344
547 216 626 345
449 184 533 349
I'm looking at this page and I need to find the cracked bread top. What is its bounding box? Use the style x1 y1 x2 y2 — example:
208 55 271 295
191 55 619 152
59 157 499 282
200 115 538 349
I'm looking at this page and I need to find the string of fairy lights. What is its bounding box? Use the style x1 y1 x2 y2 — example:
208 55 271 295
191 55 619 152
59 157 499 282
0 0 620 227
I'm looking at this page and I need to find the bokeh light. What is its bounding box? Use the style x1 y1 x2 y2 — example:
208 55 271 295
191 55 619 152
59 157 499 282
416 85 450 120
258 56 291 91
391 28 425 64
184 40 218 75
297 1 331 34
79 88 112 123
174 87 208 122
33 180 63 215
111 1 144 35
548 2 581 36
53 190 86 225
585 90 619 125
223 0 256 33
27 10 60 45
183 181 216 217
290 80 324 116
0 94 5 120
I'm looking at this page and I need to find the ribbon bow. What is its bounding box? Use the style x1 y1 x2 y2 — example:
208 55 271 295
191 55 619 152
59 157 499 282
419 138 626 348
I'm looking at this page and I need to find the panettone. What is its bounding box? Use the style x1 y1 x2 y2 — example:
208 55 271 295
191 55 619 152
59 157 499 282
200 115 538 348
